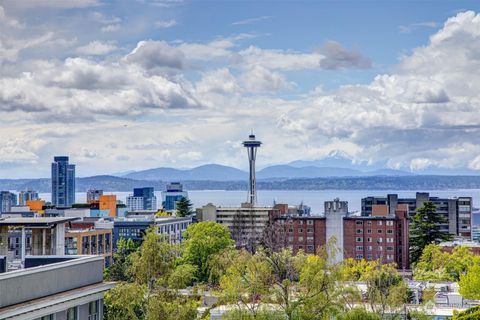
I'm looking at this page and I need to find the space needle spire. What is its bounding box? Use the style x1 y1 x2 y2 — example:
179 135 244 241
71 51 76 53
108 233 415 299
242 132 262 205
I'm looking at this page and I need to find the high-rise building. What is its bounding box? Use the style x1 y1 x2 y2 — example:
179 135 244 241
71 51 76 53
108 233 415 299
0 191 17 213
51 156 76 207
87 188 103 203
18 190 39 206
126 187 157 211
162 182 188 211
361 193 472 238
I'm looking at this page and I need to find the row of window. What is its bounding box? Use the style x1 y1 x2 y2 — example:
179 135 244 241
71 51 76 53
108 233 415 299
355 254 395 260
356 229 394 234
288 228 314 233
356 237 395 243
355 220 394 226
355 245 395 251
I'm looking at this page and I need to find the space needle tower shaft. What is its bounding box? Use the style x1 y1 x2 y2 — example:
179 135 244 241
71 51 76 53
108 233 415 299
242 133 262 205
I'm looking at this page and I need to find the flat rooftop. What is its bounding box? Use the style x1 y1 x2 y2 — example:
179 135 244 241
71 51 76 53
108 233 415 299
0 217 79 226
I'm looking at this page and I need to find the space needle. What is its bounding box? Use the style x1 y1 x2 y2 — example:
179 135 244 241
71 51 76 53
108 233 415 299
242 133 262 205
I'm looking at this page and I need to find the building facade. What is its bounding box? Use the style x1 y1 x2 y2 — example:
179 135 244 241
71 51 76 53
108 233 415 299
0 191 17 213
87 188 103 203
162 182 188 211
156 216 193 244
18 190 39 206
272 199 410 269
51 156 76 207
126 187 157 211
65 228 113 265
99 195 117 217
0 256 112 320
361 193 472 238
343 204 409 269
199 203 276 248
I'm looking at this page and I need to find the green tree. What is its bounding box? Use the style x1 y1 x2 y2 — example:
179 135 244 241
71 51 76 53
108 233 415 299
145 291 198 320
453 306 480 320
459 265 480 299
364 263 409 319
104 283 146 320
105 238 137 282
337 308 381 320
130 229 177 288
219 250 273 318
182 221 235 282
409 201 453 264
168 264 198 289
414 244 479 282
176 196 193 217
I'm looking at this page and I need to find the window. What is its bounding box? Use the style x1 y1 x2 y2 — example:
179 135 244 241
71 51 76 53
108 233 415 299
307 245 314 252
288 228 293 233
377 238 383 243
387 246 394 251
386 221 394 226
307 236 314 242
356 229 363 234
387 229 393 234
89 301 98 320
307 228 313 233
377 221 383 226
298 245 304 250
367 246 372 251
377 230 382 234
367 237 372 242
367 221 372 225
355 254 363 259
298 228 303 233
387 254 394 260
356 237 363 242
356 246 363 251
367 229 372 234
67 307 77 320
299 220 304 225
307 220 313 225
356 221 363 225
366 254 372 259
288 236 294 243
298 236 304 242
377 246 383 251
387 238 394 243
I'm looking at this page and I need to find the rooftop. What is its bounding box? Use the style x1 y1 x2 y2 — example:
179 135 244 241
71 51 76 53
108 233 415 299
0 217 79 226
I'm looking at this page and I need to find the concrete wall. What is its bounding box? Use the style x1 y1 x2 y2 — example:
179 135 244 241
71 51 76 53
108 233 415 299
0 256 104 308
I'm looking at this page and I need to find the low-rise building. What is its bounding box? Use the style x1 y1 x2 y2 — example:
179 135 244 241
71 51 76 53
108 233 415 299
0 255 112 319
156 216 193 244
65 227 113 265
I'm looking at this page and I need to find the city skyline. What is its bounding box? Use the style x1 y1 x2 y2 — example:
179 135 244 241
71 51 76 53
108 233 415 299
2 1 480 178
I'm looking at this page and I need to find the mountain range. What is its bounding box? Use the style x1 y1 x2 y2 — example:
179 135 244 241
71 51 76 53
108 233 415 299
121 163 413 181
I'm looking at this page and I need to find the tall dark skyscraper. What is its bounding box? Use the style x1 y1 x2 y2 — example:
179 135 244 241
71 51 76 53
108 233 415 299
51 156 75 207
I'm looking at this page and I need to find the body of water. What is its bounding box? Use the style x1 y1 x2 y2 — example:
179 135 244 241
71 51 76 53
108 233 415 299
39 189 480 214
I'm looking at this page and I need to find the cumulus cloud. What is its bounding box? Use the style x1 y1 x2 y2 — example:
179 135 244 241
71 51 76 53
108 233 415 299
318 41 372 70
239 66 292 92
101 24 121 32
278 11 480 171
76 40 118 55
126 40 186 69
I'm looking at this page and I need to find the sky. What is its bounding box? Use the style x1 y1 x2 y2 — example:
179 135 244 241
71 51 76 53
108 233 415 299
2 0 480 178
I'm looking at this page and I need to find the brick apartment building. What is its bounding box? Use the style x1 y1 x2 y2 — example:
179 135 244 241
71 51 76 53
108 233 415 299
272 199 410 269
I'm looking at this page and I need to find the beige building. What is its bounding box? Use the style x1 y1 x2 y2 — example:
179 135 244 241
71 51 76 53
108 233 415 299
199 203 275 247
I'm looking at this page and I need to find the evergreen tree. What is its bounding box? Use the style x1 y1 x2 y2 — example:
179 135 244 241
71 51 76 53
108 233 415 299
176 196 193 217
409 201 453 264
